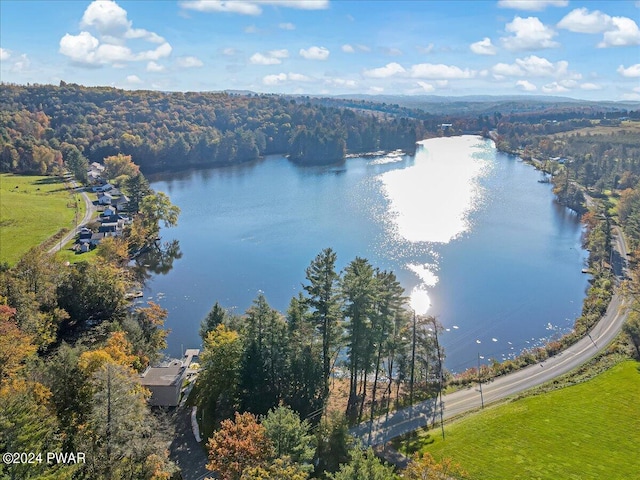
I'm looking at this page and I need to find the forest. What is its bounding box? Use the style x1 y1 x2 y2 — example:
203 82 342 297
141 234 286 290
0 83 428 172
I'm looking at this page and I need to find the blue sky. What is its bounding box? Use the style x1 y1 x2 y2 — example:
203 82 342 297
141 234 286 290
1 0 639 100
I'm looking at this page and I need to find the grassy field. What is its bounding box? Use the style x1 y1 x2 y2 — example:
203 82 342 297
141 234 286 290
0 173 85 265
55 238 99 264
409 361 640 480
551 120 640 138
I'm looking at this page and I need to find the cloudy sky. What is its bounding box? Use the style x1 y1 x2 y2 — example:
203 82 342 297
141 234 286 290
1 0 639 100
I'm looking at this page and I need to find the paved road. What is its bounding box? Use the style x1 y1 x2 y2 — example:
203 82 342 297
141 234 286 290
48 176 95 255
169 407 210 480
353 225 630 446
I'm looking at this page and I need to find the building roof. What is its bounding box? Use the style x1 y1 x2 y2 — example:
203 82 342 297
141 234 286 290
139 360 185 387
138 349 200 387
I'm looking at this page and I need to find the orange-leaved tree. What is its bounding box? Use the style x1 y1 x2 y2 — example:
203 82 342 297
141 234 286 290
206 412 274 480
403 452 467 480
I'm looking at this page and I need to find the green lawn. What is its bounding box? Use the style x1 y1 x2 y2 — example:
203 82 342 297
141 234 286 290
412 361 640 480
0 173 85 265
55 238 99 264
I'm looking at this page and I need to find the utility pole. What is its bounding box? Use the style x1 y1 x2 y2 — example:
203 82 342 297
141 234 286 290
409 310 417 410
478 352 485 409
432 317 445 440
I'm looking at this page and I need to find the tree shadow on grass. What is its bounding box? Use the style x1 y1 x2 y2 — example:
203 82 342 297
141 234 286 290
33 177 64 185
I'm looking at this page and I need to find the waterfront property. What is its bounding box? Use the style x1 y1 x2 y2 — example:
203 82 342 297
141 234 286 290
138 349 199 407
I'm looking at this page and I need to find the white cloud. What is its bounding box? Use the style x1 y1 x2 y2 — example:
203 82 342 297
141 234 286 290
288 72 311 81
278 22 295 30
10 53 30 73
244 25 258 34
262 72 312 86
470 37 497 55
542 81 569 93
381 47 403 56
146 61 165 72
177 56 204 68
250 53 280 65
416 44 435 54
342 44 370 54
263 73 287 85
501 16 559 50
222 47 238 56
299 46 330 60
622 92 640 101
618 64 640 77
580 82 602 90
416 81 435 92
81 0 165 44
498 0 568 11
0 48 10 61
369 86 384 94
557 8 612 33
325 77 358 89
558 8 640 48
126 74 142 84
59 1 171 67
136 43 172 61
516 79 537 91
250 50 288 65
409 63 475 79
598 16 640 48
180 0 328 15
363 62 406 78
492 55 577 78
59 31 99 63
269 49 289 59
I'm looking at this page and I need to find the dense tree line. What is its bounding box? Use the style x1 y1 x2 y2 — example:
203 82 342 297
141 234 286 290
0 83 429 171
195 248 444 477
0 247 178 479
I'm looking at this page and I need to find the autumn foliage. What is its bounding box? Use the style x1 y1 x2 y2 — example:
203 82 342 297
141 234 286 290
206 412 274 480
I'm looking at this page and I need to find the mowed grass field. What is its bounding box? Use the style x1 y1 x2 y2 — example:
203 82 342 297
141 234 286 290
551 120 640 138
0 173 84 265
413 361 640 480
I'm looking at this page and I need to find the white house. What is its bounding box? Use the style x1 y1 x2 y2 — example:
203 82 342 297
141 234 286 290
98 193 113 205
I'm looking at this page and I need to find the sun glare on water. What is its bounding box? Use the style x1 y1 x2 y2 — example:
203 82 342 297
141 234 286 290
379 136 492 314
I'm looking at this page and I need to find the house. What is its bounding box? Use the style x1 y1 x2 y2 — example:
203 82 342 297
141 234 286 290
90 162 105 172
80 242 90 253
101 206 117 217
113 194 129 211
90 232 106 246
98 192 113 205
78 231 92 243
87 170 101 183
98 222 122 235
138 349 200 407
92 183 114 193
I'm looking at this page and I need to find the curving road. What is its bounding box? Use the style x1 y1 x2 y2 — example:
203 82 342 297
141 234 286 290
353 226 630 447
47 176 96 255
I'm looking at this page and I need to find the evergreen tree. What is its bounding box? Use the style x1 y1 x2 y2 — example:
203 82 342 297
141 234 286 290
200 301 229 342
303 248 341 401
328 447 397 480
341 257 377 424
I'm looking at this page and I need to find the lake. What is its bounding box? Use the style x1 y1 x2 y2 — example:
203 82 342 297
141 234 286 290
145 135 589 372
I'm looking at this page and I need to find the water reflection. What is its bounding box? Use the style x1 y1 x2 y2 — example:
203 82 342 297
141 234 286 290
133 239 182 283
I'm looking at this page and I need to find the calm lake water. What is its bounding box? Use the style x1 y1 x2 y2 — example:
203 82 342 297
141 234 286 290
145 136 589 372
